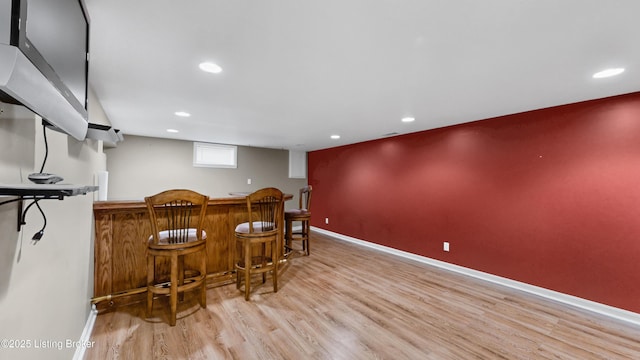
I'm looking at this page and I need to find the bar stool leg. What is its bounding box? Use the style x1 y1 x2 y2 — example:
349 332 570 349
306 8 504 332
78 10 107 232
200 250 207 308
146 255 154 317
303 220 310 255
244 240 251 301
285 217 293 257
178 256 185 302
170 253 179 326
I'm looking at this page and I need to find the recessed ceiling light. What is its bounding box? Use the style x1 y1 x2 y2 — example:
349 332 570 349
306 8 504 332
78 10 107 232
199 62 223 74
592 68 625 79
330 135 341 140
166 129 179 133
174 111 191 117
401 117 415 123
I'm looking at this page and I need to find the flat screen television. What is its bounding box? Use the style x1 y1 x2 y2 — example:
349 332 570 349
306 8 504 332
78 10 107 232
0 0 90 140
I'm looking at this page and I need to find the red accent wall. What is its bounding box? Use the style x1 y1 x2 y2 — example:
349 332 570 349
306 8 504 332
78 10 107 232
308 92 640 314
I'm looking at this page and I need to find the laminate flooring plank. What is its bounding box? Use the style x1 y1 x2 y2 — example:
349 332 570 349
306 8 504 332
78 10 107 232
85 232 640 359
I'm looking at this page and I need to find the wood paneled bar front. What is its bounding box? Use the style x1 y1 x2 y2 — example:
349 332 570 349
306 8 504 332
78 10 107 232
92 194 291 312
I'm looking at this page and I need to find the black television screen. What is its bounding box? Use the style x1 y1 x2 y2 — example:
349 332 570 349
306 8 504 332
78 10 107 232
12 0 89 115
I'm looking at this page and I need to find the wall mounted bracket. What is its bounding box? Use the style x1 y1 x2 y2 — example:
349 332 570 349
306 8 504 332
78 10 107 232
0 184 98 231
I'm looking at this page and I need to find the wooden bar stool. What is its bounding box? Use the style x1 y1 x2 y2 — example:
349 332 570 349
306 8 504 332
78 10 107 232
284 185 312 257
145 189 208 326
234 187 284 301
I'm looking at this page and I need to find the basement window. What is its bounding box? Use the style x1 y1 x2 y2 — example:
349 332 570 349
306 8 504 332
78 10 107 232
193 142 237 168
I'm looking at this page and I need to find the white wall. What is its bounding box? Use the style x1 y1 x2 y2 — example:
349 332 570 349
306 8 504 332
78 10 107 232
0 98 305 359
0 103 106 360
105 135 307 208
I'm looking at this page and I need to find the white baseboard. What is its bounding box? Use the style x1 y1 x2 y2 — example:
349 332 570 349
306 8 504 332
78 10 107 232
312 227 640 327
73 304 98 360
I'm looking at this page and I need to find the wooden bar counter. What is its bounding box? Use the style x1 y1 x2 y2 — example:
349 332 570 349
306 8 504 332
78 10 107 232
92 194 291 312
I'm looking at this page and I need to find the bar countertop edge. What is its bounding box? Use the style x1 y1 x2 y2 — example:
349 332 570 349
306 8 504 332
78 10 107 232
94 193 293 211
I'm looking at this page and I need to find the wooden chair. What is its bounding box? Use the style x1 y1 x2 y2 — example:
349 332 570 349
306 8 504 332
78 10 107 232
145 189 209 326
235 187 284 301
285 185 312 257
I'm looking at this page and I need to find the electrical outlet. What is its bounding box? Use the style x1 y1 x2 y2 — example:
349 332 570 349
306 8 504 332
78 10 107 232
325 217 329 224
247 178 252 185
443 242 450 252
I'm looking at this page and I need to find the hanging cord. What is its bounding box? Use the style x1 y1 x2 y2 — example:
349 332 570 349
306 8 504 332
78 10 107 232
20 199 47 243
33 124 49 242
32 201 46 243
39 122 49 173
20 124 51 243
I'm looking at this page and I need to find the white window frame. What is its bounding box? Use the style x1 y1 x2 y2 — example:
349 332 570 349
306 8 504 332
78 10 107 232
193 142 237 168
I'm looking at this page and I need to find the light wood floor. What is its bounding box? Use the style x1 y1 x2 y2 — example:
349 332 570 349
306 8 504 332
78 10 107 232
85 232 640 359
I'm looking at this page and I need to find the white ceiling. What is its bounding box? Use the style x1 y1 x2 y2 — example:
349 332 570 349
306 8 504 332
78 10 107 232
84 0 640 152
